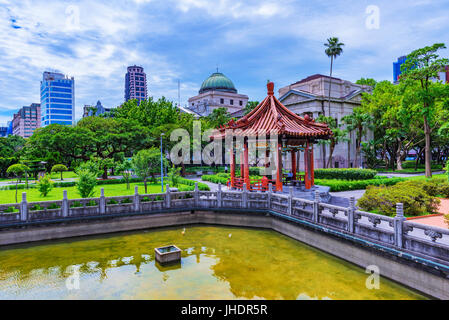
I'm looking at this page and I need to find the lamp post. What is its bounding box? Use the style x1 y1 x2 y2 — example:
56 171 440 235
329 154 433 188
160 133 165 193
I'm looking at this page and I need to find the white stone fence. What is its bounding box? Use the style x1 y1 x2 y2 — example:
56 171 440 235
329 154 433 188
0 183 449 264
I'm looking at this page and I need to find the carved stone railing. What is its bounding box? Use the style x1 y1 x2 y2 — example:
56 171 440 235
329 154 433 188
0 183 448 264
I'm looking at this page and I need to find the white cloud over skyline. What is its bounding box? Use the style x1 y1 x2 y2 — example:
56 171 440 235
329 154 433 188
0 0 448 125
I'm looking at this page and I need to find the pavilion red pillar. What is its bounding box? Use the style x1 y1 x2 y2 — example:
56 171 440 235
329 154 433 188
230 147 235 188
310 145 315 186
276 142 283 192
304 141 312 189
240 149 244 180
243 140 250 190
291 150 297 181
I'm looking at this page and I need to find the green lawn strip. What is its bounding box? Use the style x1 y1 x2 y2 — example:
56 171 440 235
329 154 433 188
0 182 194 205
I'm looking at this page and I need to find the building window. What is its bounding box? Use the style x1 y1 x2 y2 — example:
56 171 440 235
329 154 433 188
220 98 224 104
230 99 234 105
239 100 243 106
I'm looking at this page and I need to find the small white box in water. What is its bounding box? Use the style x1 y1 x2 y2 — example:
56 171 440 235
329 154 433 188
155 245 181 264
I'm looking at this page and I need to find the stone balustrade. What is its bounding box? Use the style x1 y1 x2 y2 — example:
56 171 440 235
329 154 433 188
1 183 449 265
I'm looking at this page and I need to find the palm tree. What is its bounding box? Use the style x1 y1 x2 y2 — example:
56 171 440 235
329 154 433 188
324 37 345 116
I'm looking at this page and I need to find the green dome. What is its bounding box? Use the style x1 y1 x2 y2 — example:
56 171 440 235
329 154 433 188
199 72 237 94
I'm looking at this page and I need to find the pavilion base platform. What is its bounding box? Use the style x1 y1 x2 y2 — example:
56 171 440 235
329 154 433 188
279 185 332 203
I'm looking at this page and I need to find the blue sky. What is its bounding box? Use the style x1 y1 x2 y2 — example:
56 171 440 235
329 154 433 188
0 0 448 124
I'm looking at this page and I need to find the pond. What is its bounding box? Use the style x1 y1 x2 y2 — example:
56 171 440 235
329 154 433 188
0 226 426 299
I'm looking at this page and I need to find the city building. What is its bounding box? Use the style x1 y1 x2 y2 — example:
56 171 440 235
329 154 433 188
6 121 12 136
83 100 114 117
278 74 373 169
12 103 41 138
394 56 449 83
393 56 407 83
0 126 7 137
40 71 75 126
125 65 148 104
188 71 248 117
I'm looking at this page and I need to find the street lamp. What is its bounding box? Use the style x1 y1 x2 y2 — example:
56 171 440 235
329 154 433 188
160 133 165 192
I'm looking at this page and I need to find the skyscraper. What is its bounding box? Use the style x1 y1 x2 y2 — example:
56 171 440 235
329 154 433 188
393 56 406 83
12 103 41 138
125 65 148 103
40 71 75 126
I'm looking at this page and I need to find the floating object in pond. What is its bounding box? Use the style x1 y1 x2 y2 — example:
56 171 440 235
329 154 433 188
155 245 181 264
229 234 232 238
182 228 186 236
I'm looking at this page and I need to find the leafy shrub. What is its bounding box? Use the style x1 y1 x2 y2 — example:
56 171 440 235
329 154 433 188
37 174 53 197
76 169 97 198
47 203 60 210
153 196 163 201
314 168 377 180
121 198 132 204
30 204 43 211
70 201 82 208
315 177 405 192
4 206 18 213
178 177 210 191
358 182 440 217
445 214 449 228
141 197 150 202
86 200 97 207
107 199 119 205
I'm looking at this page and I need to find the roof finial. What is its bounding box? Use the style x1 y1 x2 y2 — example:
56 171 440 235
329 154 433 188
267 81 274 96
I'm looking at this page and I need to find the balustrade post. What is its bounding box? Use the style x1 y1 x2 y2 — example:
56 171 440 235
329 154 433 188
347 196 355 233
20 192 28 222
394 203 406 248
217 183 222 208
242 183 248 209
133 186 140 212
99 188 106 214
288 186 293 215
166 184 171 208
62 190 69 217
267 183 272 209
313 191 320 223
194 182 199 207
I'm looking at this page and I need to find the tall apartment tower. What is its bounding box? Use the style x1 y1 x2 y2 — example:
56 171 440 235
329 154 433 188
393 56 407 83
125 65 148 104
40 71 75 126
12 103 41 138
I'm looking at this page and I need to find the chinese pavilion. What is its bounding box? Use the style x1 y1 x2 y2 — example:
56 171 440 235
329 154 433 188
212 82 332 192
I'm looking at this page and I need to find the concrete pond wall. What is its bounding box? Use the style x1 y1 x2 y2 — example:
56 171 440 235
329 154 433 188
0 183 448 299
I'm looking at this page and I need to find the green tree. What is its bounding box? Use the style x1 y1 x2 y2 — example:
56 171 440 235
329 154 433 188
206 107 231 129
401 43 449 177
37 174 53 197
7 163 30 203
76 169 97 198
117 159 132 190
356 78 377 88
131 148 163 194
324 37 344 116
316 115 348 168
168 165 181 187
243 101 259 116
51 164 68 181
342 107 373 168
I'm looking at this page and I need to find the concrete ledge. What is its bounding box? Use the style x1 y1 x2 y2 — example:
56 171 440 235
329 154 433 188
0 210 448 299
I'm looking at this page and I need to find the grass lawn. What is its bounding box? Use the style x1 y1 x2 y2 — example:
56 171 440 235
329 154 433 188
0 182 173 204
49 170 78 180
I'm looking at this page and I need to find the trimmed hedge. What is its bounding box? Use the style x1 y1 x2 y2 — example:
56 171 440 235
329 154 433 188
314 168 377 180
315 177 405 192
357 179 446 216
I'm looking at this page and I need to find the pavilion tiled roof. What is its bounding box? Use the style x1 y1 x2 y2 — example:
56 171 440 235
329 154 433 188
212 82 332 140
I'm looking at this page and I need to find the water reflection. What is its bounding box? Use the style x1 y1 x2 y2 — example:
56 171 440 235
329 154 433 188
0 226 426 300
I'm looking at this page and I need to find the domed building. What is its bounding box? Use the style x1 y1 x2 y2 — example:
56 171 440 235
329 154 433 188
188 71 248 117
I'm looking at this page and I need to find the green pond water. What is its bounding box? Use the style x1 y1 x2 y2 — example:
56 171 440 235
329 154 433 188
0 226 426 300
